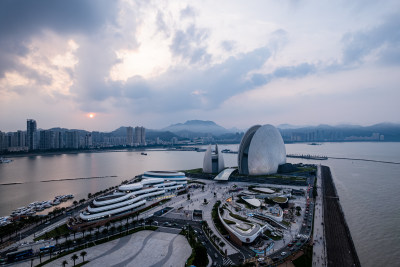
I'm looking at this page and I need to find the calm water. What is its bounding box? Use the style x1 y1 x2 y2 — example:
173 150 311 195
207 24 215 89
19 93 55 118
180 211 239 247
1 142 399 267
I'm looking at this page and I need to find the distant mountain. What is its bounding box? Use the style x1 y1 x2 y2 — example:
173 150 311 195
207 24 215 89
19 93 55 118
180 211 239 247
162 120 232 136
277 124 307 129
278 123 400 142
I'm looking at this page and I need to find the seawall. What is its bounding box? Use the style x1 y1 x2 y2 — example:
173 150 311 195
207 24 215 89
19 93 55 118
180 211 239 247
321 165 361 267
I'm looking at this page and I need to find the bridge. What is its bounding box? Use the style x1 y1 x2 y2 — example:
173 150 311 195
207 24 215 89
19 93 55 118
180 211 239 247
214 168 237 181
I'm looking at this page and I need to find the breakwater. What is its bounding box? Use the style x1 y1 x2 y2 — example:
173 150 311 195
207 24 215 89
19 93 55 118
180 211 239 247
321 165 361 267
287 154 328 160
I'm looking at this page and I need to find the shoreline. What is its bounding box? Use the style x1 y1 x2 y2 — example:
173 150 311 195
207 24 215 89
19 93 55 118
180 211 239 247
1 148 149 159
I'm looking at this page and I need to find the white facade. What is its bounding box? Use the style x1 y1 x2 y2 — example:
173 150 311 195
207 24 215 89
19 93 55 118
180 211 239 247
79 171 187 221
238 124 286 175
203 144 225 173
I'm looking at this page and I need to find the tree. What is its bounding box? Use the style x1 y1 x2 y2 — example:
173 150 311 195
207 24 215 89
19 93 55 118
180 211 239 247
71 254 78 266
87 193 92 199
62 260 68 267
204 199 207 204
102 228 109 235
54 235 60 246
63 232 70 242
85 234 92 242
192 244 208 266
80 251 87 262
202 185 205 191
73 200 78 207
187 194 190 200
110 226 116 234
296 206 302 211
65 240 73 250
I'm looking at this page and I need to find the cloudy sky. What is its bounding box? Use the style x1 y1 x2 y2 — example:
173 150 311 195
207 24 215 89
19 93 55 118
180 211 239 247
1 0 399 132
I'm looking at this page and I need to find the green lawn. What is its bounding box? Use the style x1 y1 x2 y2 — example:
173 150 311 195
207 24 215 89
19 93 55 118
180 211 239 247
34 224 70 241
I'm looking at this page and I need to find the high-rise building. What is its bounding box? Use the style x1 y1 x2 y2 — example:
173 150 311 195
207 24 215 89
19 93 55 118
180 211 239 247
26 119 37 151
0 131 6 151
134 126 146 146
17 130 26 147
126 127 133 146
65 131 79 149
85 133 92 148
39 130 55 150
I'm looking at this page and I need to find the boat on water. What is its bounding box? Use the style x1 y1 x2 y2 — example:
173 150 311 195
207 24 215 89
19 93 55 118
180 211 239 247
0 157 12 163
9 194 74 218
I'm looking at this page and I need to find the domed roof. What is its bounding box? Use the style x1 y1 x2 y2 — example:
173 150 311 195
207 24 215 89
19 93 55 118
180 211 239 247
238 124 286 175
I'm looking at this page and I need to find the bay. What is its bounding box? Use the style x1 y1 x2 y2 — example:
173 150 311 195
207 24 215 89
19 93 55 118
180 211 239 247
0 142 399 267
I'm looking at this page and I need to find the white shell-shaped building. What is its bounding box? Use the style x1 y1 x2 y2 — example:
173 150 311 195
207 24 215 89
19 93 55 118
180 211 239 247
238 124 286 175
203 144 225 173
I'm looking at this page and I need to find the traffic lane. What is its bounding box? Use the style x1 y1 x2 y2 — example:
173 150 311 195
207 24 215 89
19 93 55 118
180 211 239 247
152 217 223 265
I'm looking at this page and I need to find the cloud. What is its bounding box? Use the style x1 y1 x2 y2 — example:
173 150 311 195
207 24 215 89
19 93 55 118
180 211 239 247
180 6 196 19
221 40 236 52
342 13 400 65
170 24 211 64
156 10 170 37
250 63 316 86
120 46 271 113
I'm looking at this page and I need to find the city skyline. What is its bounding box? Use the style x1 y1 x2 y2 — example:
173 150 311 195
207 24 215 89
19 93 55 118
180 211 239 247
1 1 400 132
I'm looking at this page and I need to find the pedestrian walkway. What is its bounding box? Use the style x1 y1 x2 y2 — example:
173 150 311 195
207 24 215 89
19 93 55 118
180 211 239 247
222 256 234 266
312 165 327 267
201 200 239 255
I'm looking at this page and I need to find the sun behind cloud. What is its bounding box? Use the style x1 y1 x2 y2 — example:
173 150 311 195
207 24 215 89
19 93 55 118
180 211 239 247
88 113 95 119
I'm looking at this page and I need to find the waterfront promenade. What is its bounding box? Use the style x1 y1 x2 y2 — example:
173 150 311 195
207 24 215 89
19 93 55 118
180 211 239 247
312 165 327 267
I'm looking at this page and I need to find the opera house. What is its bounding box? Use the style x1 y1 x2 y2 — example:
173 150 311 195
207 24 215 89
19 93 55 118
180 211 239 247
238 124 286 175
203 144 225 173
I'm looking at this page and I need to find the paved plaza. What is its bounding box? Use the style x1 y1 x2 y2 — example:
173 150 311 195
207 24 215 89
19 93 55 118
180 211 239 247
15 230 191 267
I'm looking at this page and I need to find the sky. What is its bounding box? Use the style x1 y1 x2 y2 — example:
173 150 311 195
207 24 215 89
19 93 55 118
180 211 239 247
1 0 399 132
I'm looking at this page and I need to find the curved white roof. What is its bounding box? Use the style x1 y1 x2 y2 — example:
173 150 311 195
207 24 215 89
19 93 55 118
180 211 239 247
253 187 275 194
239 124 286 175
80 200 146 220
143 171 185 177
119 182 143 191
140 178 165 185
242 197 261 207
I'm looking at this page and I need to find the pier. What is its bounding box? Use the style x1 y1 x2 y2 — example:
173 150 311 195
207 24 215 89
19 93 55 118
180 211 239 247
287 154 328 160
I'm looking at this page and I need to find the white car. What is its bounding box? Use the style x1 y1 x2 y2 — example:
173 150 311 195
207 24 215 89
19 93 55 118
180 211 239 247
281 252 287 256
258 257 265 262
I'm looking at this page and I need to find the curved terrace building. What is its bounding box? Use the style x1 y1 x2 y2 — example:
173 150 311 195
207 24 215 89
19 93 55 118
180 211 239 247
203 144 225 173
78 171 187 222
238 124 286 175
